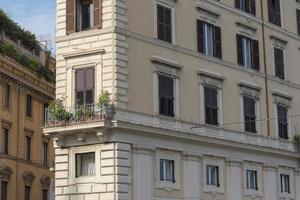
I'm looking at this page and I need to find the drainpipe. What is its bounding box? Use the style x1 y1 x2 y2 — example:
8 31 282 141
15 87 20 200
260 0 271 136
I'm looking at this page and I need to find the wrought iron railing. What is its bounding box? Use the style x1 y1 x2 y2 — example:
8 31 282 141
44 104 114 127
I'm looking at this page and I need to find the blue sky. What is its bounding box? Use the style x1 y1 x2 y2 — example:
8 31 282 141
0 0 56 53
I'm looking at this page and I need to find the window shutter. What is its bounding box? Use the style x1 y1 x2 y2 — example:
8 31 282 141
235 0 240 9
250 0 256 16
268 0 274 23
197 20 204 53
236 34 244 66
251 39 260 70
275 0 281 26
213 25 222 59
274 48 284 79
66 0 76 34
297 9 300 35
93 0 102 29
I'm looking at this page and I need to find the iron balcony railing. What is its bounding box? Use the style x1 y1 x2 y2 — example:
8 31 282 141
44 104 114 127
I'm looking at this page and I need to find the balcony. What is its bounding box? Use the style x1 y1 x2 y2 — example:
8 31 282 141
43 104 114 136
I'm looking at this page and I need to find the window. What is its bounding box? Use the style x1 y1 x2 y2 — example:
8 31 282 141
75 152 95 177
280 174 290 193
204 86 218 125
2 128 9 155
76 0 94 31
1 181 7 200
157 4 172 43
274 48 284 79
159 159 175 183
42 189 48 200
43 103 49 124
236 34 260 70
43 142 48 166
297 9 300 35
25 136 31 161
26 94 32 118
25 186 30 200
235 0 256 15
197 20 222 59
206 165 219 187
268 0 281 26
3 83 10 109
243 96 256 133
277 105 288 139
159 75 174 117
246 170 258 190
75 67 94 105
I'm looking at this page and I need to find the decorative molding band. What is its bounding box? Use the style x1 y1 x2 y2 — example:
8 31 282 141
196 6 220 18
272 90 293 100
238 81 262 91
236 22 257 32
269 35 288 44
198 69 225 81
63 48 105 59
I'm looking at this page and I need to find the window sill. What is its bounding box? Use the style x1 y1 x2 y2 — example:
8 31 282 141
244 189 262 197
156 181 180 191
2 106 11 112
203 185 223 193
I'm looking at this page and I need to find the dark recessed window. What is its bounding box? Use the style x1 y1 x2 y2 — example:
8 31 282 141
25 186 31 200
159 75 174 117
157 4 172 43
42 189 48 200
246 170 258 190
2 128 9 155
235 0 256 15
26 94 32 118
206 165 219 187
1 181 7 200
43 142 48 166
75 67 94 105
277 105 288 140
297 9 300 35
25 136 31 161
274 48 285 80
236 34 260 70
160 159 175 183
268 0 281 26
280 174 290 193
3 83 10 109
243 96 256 133
204 86 218 125
76 0 94 32
76 152 96 177
197 20 222 59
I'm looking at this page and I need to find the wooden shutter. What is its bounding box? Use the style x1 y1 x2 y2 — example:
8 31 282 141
66 0 76 34
297 9 300 35
250 0 256 16
275 0 281 26
268 0 274 23
213 25 222 59
197 20 204 53
251 39 260 70
235 0 240 9
274 48 284 79
236 34 244 66
93 0 102 29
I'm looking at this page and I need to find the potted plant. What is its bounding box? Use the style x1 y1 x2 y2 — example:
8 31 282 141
96 91 116 119
48 99 72 125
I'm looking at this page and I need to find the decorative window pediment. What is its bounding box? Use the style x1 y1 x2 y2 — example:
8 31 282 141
272 90 293 107
238 81 261 99
23 171 35 186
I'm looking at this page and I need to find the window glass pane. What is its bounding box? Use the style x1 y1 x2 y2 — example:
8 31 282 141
159 75 174 117
159 159 175 182
76 69 85 91
76 152 95 177
206 165 219 186
157 5 172 43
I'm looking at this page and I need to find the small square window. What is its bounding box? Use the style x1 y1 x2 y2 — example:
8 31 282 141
206 165 219 187
246 170 258 190
280 174 290 193
75 152 95 177
159 159 175 183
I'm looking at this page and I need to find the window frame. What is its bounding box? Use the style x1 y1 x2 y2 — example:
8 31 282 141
278 168 294 199
75 67 95 106
268 0 282 27
43 141 49 166
0 181 8 200
26 94 33 118
75 152 96 178
243 163 262 196
158 74 175 118
243 96 257 133
235 0 256 16
206 165 220 187
25 185 31 200
204 86 219 126
156 151 180 190
276 104 289 140
25 135 31 161
2 127 9 155
203 157 224 193
273 47 285 80
154 0 176 44
3 83 10 109
76 0 94 32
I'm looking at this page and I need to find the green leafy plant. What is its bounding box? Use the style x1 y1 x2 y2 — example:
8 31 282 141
48 99 72 122
97 91 116 116
294 134 300 144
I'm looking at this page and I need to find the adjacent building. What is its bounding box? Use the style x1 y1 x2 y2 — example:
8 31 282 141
45 0 300 199
0 12 56 200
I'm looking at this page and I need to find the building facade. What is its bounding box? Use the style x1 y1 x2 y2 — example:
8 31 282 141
0 28 56 199
46 0 300 199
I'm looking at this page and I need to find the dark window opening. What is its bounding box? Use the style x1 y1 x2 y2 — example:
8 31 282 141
3 83 10 109
280 174 290 193
2 128 9 155
274 48 285 80
1 181 7 200
297 9 300 35
246 170 258 190
159 159 175 183
268 0 281 26
76 152 96 177
235 0 256 15
159 75 174 117
204 86 218 125
206 165 220 187
25 136 31 161
42 189 48 200
75 67 94 105
25 186 31 200
43 142 48 166
277 105 288 140
243 96 256 133
157 4 172 43
26 94 32 118
76 0 94 31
